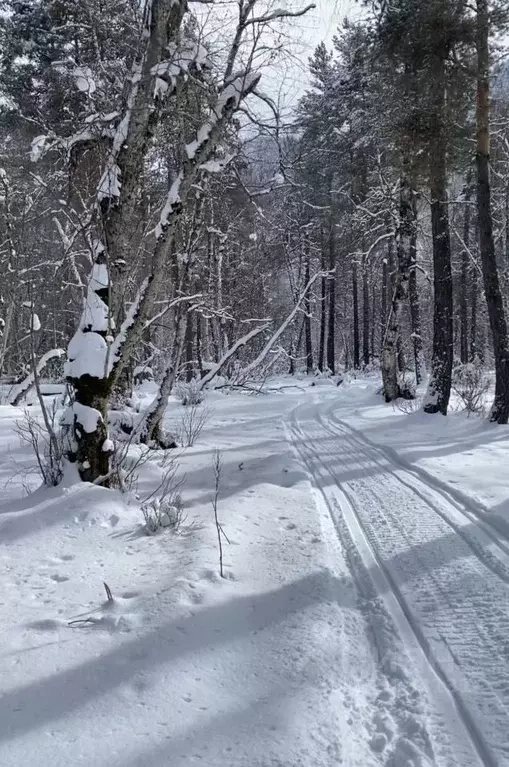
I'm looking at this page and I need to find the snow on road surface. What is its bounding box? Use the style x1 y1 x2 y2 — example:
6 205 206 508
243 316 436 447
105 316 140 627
288 384 509 766
1 380 509 765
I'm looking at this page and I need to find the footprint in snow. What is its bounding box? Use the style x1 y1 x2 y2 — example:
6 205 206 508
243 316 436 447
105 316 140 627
28 618 64 631
50 574 70 583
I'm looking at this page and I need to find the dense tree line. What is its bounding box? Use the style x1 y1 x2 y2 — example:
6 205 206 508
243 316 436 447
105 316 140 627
1 0 509 481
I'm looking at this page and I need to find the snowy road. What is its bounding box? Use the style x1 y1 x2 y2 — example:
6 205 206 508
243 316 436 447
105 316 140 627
288 394 509 767
3 385 509 766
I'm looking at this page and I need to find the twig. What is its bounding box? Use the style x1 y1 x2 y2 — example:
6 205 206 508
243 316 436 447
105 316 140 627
212 450 227 578
103 582 114 602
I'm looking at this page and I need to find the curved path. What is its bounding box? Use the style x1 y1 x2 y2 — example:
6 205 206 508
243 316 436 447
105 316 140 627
287 395 509 767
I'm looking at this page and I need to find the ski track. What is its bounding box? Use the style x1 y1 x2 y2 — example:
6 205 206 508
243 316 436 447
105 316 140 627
326 402 509 560
288 396 509 767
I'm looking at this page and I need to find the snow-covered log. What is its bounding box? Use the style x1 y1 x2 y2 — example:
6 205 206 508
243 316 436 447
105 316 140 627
10 348 65 407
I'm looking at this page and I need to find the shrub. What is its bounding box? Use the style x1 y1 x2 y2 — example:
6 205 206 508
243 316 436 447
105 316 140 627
175 379 204 406
452 359 490 415
177 404 211 447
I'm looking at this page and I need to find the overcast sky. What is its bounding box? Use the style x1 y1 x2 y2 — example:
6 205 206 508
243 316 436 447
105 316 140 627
260 0 361 111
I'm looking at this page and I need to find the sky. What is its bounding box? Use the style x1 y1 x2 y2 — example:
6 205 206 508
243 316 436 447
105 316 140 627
261 0 361 110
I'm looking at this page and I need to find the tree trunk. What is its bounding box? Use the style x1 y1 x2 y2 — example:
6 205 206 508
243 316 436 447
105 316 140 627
362 256 370 367
423 53 453 416
381 259 388 346
476 0 509 423
505 183 509 297
288 338 295 375
470 258 478 362
381 172 414 401
371 281 376 363
326 222 336 374
304 244 313 374
318 227 326 371
353 259 360 369
65 252 113 482
408 189 424 384
185 312 194 382
196 312 204 378
397 335 406 374
460 175 472 364
141 313 186 448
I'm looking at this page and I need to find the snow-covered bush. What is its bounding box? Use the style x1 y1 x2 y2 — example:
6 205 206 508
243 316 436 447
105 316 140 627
108 440 153 493
15 403 66 486
452 359 490 415
399 373 417 401
177 404 211 447
108 409 134 441
140 452 193 534
175 379 204 406
393 395 422 414
133 365 154 386
141 496 187 534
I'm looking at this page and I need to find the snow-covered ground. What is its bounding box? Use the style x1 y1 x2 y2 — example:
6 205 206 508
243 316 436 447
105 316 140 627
1 378 509 766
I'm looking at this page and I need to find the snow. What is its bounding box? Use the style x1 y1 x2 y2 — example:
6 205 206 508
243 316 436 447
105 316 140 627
30 134 49 162
89 262 108 293
66 329 107 379
185 122 213 159
156 70 259 239
6 348 64 404
73 66 96 95
199 154 233 173
66 401 103 433
155 171 183 239
2 377 509 765
107 278 149 373
97 164 121 201
151 40 210 100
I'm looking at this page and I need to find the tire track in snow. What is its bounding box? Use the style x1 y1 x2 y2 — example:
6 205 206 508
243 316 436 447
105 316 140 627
321 409 509 586
286 404 485 767
326 403 509 560
293 398 509 766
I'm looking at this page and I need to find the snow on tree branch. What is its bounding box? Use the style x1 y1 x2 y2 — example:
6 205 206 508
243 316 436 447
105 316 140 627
10 349 65 407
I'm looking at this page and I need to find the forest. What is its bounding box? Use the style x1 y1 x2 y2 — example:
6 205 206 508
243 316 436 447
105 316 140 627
0 0 508 478
2 2 509 766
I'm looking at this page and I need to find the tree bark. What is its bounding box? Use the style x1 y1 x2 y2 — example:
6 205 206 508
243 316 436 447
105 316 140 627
304 241 313 374
470 257 478 362
371 281 376 362
196 312 204 378
362 255 370 367
185 311 194 382
460 174 472 364
66 251 113 482
476 0 509 423
326 221 336 373
318 227 326 371
423 53 453 416
408 188 424 384
353 259 360 370
381 172 414 401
